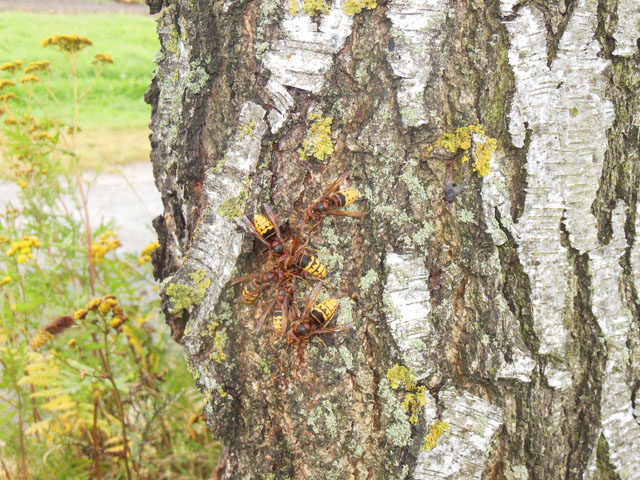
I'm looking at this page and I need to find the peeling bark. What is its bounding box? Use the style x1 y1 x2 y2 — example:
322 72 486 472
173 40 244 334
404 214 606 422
146 0 640 478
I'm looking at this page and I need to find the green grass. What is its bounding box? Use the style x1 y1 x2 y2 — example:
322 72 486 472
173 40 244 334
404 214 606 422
0 11 158 129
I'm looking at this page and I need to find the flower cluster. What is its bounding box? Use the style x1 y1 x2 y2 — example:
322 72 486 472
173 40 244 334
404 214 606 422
0 79 15 91
24 60 50 74
19 75 40 84
92 53 114 65
0 92 16 102
42 34 92 54
138 241 160 266
7 236 41 264
78 293 129 330
0 60 23 72
91 231 121 264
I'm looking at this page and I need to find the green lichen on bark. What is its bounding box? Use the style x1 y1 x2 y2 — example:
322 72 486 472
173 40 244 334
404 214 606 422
165 269 211 314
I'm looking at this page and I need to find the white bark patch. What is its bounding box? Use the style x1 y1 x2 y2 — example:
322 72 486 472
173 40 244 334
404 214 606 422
588 205 640 480
385 0 448 127
384 252 436 380
481 150 513 246
182 102 267 355
415 386 504 479
265 78 294 133
612 1 640 57
262 0 353 93
632 205 640 289
482 156 537 383
501 0 615 389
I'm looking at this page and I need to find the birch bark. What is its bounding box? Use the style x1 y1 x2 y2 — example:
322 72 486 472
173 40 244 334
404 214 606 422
145 0 640 477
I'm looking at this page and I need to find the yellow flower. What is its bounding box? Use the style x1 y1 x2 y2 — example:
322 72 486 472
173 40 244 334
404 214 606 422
0 275 12 286
109 316 124 329
92 53 114 65
24 60 50 74
73 308 88 320
98 300 111 314
67 338 76 347
30 329 53 350
4 117 18 125
0 235 9 244
17 180 27 189
87 297 102 311
42 34 92 53
0 60 23 72
0 92 16 102
7 236 41 260
138 241 160 265
91 231 121 263
33 132 55 142
19 75 39 84
0 79 15 91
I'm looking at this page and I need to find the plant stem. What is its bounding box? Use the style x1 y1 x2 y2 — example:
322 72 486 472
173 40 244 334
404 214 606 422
76 178 96 297
103 327 132 480
92 397 102 480
16 391 27 480
0 456 13 480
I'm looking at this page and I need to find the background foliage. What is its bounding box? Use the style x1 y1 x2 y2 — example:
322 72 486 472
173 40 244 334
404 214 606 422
0 19 219 480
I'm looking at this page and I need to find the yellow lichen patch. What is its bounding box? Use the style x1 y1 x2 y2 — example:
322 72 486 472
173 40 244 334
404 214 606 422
0 60 23 72
422 419 450 451
241 120 255 136
91 231 121 264
428 124 497 178
24 60 50 74
209 331 226 363
138 241 160 265
42 34 92 53
302 0 330 15
299 113 334 162
289 0 329 16
92 53 114 65
343 0 377 15
386 364 427 425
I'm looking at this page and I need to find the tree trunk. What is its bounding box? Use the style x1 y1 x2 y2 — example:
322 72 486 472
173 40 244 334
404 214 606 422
145 0 640 477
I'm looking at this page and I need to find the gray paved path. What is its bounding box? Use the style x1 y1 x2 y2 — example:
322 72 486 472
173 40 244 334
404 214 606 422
1 162 162 255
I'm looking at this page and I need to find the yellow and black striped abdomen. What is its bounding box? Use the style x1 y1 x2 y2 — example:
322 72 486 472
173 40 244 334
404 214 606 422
241 271 277 304
242 280 262 304
330 189 359 208
310 298 339 325
296 254 327 278
272 306 284 331
253 214 276 240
